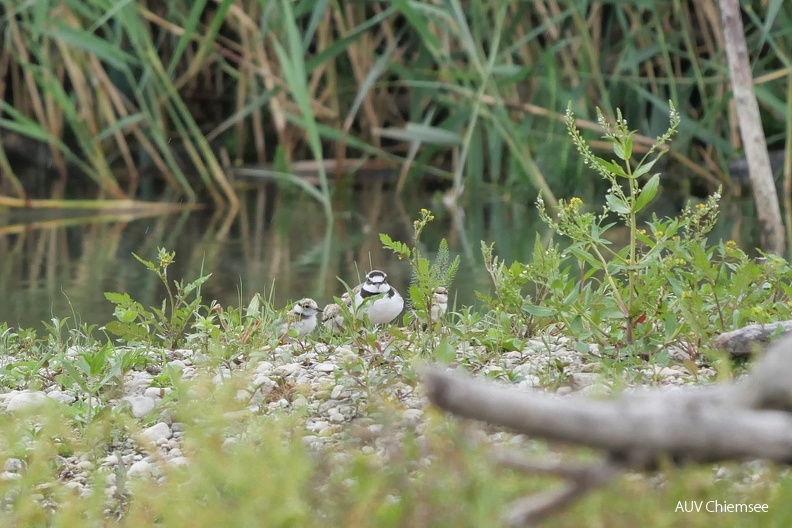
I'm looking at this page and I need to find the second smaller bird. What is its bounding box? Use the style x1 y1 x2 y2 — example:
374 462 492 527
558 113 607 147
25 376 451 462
279 298 321 340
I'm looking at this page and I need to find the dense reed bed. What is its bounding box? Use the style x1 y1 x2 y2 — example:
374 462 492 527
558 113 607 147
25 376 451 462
1 1 790 212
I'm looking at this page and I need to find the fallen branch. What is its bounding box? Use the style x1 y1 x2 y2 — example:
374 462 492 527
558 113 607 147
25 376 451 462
713 320 792 357
495 452 623 526
423 333 792 525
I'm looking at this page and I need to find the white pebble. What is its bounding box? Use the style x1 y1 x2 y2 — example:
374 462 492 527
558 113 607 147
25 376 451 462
3 459 23 472
122 396 156 418
47 390 75 405
274 364 301 376
144 387 170 399
167 360 187 371
314 362 336 373
307 420 330 432
127 460 152 478
6 391 49 412
403 409 423 424
168 457 189 467
64 481 83 492
142 422 172 444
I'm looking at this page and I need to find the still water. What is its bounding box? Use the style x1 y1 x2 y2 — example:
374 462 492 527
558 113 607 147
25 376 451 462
0 183 758 332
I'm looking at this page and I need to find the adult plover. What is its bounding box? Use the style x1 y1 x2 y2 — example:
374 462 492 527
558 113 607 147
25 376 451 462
278 298 320 340
321 292 352 333
353 270 404 325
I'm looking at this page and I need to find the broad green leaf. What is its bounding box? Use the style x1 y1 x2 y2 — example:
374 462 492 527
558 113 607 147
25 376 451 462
434 338 456 364
623 132 634 160
595 157 630 178
568 246 604 270
613 142 626 160
633 174 660 213
633 157 659 178
605 193 631 214
522 304 556 317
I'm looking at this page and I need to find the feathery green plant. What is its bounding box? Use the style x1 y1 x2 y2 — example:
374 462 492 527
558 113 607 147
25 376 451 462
104 248 210 349
381 209 460 330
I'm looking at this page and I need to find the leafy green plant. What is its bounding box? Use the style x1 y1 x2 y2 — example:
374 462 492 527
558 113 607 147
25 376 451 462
381 209 460 332
104 248 210 349
500 104 792 360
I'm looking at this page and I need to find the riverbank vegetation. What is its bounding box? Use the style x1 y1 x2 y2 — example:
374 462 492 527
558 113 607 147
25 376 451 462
2 109 792 525
2 1 791 214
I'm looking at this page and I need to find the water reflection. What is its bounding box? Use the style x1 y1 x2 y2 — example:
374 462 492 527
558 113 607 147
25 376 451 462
0 183 757 332
0 184 542 331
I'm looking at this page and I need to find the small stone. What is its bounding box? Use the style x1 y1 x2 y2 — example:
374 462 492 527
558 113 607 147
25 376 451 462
517 376 541 389
255 361 275 374
328 413 345 424
307 420 329 432
252 376 276 394
579 383 612 397
103 455 119 466
295 375 312 385
77 460 93 471
301 435 320 446
571 373 599 389
64 481 83 492
167 360 187 371
330 385 345 399
402 409 423 424
6 391 50 412
142 423 172 444
0 392 18 403
274 364 300 376
105 473 116 486
367 424 383 435
124 373 154 395
0 471 21 481
122 396 156 418
127 460 152 478
171 422 187 433
314 363 336 373
318 426 335 437
556 386 573 396
4 459 23 472
332 347 358 362
144 387 170 399
168 457 189 467
47 390 75 405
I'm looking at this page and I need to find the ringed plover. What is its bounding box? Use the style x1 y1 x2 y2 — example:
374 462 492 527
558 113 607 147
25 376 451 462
353 270 404 325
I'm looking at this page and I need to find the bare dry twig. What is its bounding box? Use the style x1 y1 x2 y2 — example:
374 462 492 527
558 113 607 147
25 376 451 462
423 333 792 525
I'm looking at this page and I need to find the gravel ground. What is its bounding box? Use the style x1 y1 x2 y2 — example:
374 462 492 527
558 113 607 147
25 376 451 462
0 333 748 512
